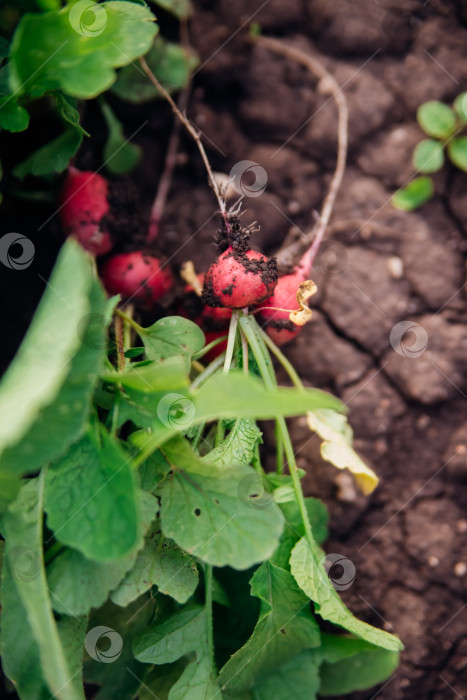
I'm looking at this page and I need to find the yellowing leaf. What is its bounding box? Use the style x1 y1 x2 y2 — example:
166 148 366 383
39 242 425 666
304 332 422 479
289 280 317 327
307 409 378 494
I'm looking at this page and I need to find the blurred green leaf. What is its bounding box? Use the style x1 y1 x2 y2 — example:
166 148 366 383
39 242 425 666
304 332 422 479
412 138 444 173
0 96 29 132
101 100 141 174
417 100 456 139
153 0 192 19
447 136 467 171
391 176 433 211
453 91 467 123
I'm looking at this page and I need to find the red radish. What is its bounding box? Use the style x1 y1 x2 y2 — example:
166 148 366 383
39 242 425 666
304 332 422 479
258 248 314 346
100 252 173 307
203 246 277 310
183 273 232 328
59 167 112 256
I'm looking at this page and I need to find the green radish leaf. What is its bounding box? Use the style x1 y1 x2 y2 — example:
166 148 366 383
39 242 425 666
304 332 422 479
391 176 433 211
55 92 89 136
152 0 192 19
84 596 157 700
9 2 158 100
290 537 403 652
134 604 206 664
44 430 141 561
2 477 85 700
14 126 83 178
138 661 190 700
112 35 197 103
318 634 399 696
447 136 467 171
160 437 284 568
417 100 457 139
203 418 263 467
270 495 329 570
0 474 21 514
102 355 190 393
47 491 158 614
252 650 320 700
0 96 29 132
218 562 321 694
453 92 467 123
101 100 141 174
307 409 378 495
169 654 220 700
412 138 444 173
139 316 205 370
0 239 116 477
111 521 199 606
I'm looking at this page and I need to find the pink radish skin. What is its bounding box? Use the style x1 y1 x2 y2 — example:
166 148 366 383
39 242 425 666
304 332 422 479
100 252 173 307
203 246 277 310
258 271 306 346
59 167 112 256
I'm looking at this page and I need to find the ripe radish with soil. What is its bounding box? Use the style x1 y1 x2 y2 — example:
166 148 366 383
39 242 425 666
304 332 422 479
59 167 113 256
100 251 173 307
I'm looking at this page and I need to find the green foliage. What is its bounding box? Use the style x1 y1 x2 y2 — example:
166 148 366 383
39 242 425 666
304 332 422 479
101 99 142 174
394 91 467 209
0 234 402 699
112 35 198 102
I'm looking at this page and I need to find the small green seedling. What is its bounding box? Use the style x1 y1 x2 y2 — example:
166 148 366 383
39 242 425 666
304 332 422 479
392 92 467 210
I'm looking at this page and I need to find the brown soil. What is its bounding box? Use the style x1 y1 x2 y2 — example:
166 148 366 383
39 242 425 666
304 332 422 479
2 1 467 698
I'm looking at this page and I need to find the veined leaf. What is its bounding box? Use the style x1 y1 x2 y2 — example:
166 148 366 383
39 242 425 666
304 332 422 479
9 1 158 100
111 521 199 606
2 476 84 700
203 419 262 468
160 438 284 568
0 239 116 477
219 562 321 694
252 650 320 700
290 537 403 652
270 495 329 570
44 430 141 561
138 316 205 371
307 409 378 495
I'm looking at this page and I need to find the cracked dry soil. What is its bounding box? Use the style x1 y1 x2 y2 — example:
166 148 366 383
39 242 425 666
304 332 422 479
1 1 467 698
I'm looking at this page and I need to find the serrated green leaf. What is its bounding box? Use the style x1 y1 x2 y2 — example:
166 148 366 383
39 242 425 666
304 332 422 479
160 438 284 568
101 99 141 174
9 1 158 100
391 176 433 211
453 92 467 123
417 100 457 138
252 650 320 700
307 410 378 495
169 654 220 700
139 316 205 371
290 538 403 652
44 430 141 561
111 521 198 606
0 239 116 477
1 477 84 700
412 138 444 173
447 136 467 171
270 495 328 570
47 491 158 614
219 562 321 694
14 126 83 178
203 418 262 467
318 633 399 696
0 96 29 132
153 0 192 19
112 35 197 103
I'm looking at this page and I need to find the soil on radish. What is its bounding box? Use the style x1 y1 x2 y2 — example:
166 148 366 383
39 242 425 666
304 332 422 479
2 2 467 698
